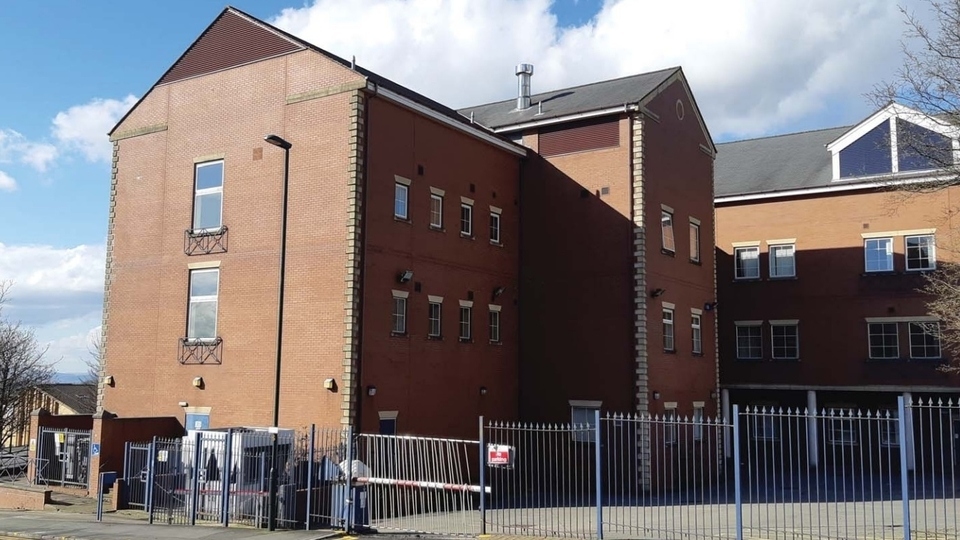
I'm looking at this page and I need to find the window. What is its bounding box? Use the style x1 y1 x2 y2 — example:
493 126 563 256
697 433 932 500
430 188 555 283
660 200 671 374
394 183 409 220
734 246 760 279
771 323 799 360
864 238 893 272
429 193 443 228
689 221 701 263
736 323 763 360
378 411 398 435
905 235 935 271
880 409 899 447
459 302 472 341
752 415 778 441
661 210 675 253
868 323 899 359
662 308 675 351
193 161 224 232
827 409 857 446
187 268 219 340
427 298 442 337
460 202 473 236
664 406 678 445
490 211 502 244
570 402 600 443
769 244 796 278
692 406 704 441
691 313 702 354
391 292 408 334
909 322 941 359
489 305 501 343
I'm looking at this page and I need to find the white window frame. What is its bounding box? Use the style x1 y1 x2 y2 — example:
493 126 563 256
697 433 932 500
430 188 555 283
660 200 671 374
429 193 444 229
391 291 408 334
459 300 473 341
909 321 942 359
867 322 900 360
427 296 443 337
864 237 893 273
662 307 675 351
661 210 676 253
689 220 701 263
692 404 705 441
691 312 702 354
490 207 502 244
736 322 763 360
570 400 601 443
192 161 224 233
460 201 473 237
880 409 900 447
663 405 678 445
734 246 760 279
827 409 857 446
489 304 501 343
394 182 409 220
769 243 796 278
187 268 220 341
905 234 936 271
770 322 799 360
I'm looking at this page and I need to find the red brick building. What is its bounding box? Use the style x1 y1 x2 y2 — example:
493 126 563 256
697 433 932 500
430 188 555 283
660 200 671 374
715 103 960 460
97 7 717 442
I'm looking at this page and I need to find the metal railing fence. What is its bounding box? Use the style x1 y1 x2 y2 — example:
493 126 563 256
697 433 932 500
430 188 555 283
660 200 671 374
35 427 91 488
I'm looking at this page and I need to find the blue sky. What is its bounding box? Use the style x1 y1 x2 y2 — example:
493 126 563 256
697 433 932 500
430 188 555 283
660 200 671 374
0 0 924 373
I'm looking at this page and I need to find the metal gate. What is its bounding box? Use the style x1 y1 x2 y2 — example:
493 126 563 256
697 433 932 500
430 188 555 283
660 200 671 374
122 442 150 509
35 427 91 488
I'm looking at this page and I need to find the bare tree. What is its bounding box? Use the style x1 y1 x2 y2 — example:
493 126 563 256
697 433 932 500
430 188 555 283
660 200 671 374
0 282 56 449
82 331 104 385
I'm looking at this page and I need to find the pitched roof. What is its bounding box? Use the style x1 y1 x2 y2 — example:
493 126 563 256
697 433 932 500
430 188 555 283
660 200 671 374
714 126 851 198
38 384 97 415
458 68 679 130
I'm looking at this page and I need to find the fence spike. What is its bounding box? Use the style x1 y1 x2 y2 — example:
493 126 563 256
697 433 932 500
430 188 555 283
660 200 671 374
936 397 944 406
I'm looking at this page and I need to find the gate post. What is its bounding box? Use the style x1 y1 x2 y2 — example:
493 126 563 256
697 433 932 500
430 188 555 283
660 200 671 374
594 409 604 540
479 416 486 536
222 429 234 527
898 396 911 540
122 442 131 505
345 425 354 533
147 436 157 524
733 405 742 540
190 431 202 526
306 425 316 531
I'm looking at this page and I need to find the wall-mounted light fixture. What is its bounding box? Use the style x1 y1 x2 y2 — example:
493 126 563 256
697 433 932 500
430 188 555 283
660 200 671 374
652 391 661 401
398 270 414 283
178 401 189 407
480 386 488 396
492 286 505 298
323 378 337 391
710 389 718 400
704 301 718 311
650 288 666 298
192 376 204 389
103 375 115 387
367 385 377 396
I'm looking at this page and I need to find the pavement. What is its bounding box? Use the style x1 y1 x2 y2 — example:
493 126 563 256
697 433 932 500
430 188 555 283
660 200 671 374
0 511 346 540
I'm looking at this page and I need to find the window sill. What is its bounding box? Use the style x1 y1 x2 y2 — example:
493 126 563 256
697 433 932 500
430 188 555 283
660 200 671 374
692 352 704 357
768 276 797 281
187 226 227 237
663 349 677 355
459 338 474 344
390 332 409 338
490 241 503 248
429 225 445 232
860 271 897 277
689 259 702 266
735 357 764 362
733 277 761 283
394 216 412 224
661 248 676 257
905 268 936 274
772 357 801 362
489 340 502 345
427 335 443 341
460 233 474 240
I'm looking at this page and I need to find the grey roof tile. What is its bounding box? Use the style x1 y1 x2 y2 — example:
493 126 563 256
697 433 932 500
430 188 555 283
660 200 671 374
715 126 852 198
459 68 679 129
39 383 97 415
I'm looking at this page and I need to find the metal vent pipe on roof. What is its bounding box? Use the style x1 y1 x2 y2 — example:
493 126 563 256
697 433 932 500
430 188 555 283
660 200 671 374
516 63 534 110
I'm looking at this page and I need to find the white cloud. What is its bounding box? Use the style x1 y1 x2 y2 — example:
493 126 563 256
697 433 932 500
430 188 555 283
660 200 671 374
52 95 137 163
0 128 58 172
271 0 922 138
0 171 16 192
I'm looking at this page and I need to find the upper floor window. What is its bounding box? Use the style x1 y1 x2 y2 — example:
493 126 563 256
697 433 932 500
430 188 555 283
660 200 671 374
864 238 893 273
867 322 899 359
770 322 799 360
689 220 701 263
427 296 442 338
661 209 675 253
909 322 941 359
489 305 501 343
905 235 935 271
570 401 600 443
459 301 473 341
736 323 762 360
391 291 408 334
429 192 443 229
662 307 675 352
193 161 224 232
490 206 502 245
691 312 702 354
394 182 409 220
692 405 704 441
187 268 219 340
663 406 678 445
769 244 796 278
734 246 760 280
460 198 474 237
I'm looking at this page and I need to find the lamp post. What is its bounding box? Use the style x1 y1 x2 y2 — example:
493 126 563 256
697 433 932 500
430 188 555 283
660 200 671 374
264 133 291 531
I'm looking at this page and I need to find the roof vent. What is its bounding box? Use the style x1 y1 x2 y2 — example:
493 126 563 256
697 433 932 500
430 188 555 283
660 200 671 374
516 63 534 110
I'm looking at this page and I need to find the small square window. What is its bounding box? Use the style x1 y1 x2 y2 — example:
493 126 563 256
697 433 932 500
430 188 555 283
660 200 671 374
735 246 760 279
771 324 799 360
909 322 941 359
905 235 935 271
429 194 443 228
571 406 598 443
661 211 675 253
868 323 899 359
769 244 796 278
395 183 409 220
827 410 857 446
736 324 762 360
864 238 893 272
662 308 675 351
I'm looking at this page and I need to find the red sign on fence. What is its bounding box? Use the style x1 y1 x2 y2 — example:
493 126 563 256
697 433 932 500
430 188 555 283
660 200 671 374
487 444 515 467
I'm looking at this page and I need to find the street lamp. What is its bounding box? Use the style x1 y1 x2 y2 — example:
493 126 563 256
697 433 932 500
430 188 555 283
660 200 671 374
264 133 291 531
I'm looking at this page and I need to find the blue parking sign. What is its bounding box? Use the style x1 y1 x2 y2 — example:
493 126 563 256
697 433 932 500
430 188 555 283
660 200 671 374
91 443 101 457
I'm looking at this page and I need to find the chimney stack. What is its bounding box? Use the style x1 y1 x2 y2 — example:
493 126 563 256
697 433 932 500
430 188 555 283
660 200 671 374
516 63 534 110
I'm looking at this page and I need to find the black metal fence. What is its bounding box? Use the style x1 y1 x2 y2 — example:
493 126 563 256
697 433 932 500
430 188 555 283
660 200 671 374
35 427 91 488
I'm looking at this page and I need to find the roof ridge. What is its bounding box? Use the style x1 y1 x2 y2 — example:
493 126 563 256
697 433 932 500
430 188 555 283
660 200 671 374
717 124 852 145
460 66 681 110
